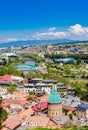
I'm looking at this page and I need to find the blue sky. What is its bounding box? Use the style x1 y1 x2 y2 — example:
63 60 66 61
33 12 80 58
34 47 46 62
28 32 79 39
0 0 88 42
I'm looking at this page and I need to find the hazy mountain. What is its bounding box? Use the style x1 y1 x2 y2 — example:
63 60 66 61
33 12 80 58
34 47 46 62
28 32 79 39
0 39 87 48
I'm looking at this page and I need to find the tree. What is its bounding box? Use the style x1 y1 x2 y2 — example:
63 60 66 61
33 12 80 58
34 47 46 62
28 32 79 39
21 53 45 62
36 92 43 97
0 96 8 129
65 68 71 74
68 113 73 120
81 71 87 78
0 96 2 104
21 71 25 78
27 96 33 101
7 84 17 93
0 63 22 76
28 91 34 95
71 81 88 101
0 66 8 75
13 58 20 64
7 64 15 74
0 109 8 122
71 73 76 78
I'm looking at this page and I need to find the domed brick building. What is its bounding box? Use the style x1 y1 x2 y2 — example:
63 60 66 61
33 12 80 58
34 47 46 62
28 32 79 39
48 88 62 119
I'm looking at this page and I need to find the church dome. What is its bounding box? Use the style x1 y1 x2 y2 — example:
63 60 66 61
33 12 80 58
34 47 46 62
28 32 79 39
48 88 62 103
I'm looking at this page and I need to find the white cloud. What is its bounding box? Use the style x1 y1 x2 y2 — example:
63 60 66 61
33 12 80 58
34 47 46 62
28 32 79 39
67 24 88 40
32 31 67 40
69 24 85 35
0 37 31 43
1 24 88 42
32 24 88 40
0 38 18 43
48 27 56 31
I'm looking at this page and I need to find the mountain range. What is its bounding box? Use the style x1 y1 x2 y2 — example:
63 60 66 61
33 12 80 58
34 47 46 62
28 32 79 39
0 39 87 48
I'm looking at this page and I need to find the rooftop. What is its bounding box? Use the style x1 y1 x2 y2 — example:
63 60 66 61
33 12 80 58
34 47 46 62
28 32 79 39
25 115 50 128
77 103 88 111
32 101 48 112
51 115 69 125
3 117 21 130
48 88 62 103
62 105 76 112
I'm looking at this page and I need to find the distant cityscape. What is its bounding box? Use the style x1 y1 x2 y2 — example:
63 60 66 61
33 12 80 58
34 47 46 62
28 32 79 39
0 42 88 130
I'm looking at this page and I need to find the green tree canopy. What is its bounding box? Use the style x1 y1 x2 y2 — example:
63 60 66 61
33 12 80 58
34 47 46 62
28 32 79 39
28 91 34 95
7 84 17 93
0 96 8 129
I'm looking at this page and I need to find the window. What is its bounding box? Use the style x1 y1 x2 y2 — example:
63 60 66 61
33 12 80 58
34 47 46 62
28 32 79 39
56 112 58 116
52 112 54 115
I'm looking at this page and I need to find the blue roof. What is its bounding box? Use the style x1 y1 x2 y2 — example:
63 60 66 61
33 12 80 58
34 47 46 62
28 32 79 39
77 103 88 111
48 88 62 103
54 58 75 63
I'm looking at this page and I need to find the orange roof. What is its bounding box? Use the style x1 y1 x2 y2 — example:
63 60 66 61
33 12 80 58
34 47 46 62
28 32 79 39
2 102 10 108
19 99 29 106
3 117 21 130
3 99 19 104
40 95 49 102
13 91 27 96
62 105 76 111
3 98 29 107
8 107 22 113
18 108 34 118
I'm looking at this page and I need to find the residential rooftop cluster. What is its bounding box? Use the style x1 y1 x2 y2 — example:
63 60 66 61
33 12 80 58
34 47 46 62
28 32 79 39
0 42 88 130
0 75 88 130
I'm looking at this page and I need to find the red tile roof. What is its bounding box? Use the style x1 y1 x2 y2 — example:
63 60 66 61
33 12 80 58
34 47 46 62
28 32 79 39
8 107 22 113
62 105 76 111
2 98 29 108
3 99 19 105
0 74 24 82
40 95 49 102
66 85 72 89
19 100 29 106
0 74 11 81
32 102 48 112
17 108 34 118
3 118 21 130
41 102 48 110
2 102 10 108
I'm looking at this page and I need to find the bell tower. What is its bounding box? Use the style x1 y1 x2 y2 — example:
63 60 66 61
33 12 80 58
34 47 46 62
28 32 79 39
48 87 62 119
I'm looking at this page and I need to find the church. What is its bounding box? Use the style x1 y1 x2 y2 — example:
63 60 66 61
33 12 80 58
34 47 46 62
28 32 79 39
48 87 69 127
